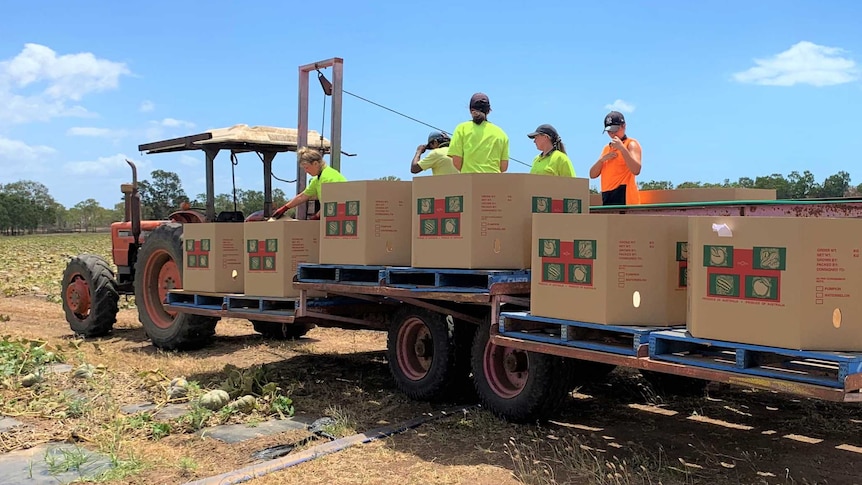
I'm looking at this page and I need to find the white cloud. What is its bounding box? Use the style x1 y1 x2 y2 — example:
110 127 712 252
158 117 195 128
0 135 55 161
64 153 148 177
67 126 128 138
604 99 636 113
0 43 130 125
733 41 859 87
139 100 154 112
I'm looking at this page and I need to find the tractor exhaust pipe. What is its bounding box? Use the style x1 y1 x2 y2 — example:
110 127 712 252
124 159 142 247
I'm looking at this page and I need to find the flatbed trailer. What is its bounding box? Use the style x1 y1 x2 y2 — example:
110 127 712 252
160 199 862 423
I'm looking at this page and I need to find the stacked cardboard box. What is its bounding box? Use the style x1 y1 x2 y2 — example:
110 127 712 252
687 216 862 350
243 220 320 298
319 181 413 266
412 173 590 269
530 213 689 326
182 223 245 293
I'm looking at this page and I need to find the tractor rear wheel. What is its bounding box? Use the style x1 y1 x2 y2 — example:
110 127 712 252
61 254 119 337
251 320 315 340
471 323 570 423
134 222 218 350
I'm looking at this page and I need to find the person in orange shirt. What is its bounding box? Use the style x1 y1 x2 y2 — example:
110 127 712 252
589 111 642 205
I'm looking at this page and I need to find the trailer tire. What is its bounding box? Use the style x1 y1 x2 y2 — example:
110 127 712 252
386 308 458 401
134 222 218 350
639 370 708 396
61 254 119 337
471 323 569 423
251 320 315 340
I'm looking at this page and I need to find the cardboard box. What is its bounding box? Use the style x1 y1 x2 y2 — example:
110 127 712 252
639 188 776 205
589 193 603 207
319 180 413 266
182 223 244 293
412 173 590 269
688 216 862 351
243 220 320 298
531 213 689 326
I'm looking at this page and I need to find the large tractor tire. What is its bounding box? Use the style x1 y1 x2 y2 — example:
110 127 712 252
134 222 217 350
471 323 570 423
251 320 315 340
61 254 119 337
386 307 467 401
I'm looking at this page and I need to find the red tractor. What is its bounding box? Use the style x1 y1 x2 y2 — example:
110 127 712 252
60 124 332 349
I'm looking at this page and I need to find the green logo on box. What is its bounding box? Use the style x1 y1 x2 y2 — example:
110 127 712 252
421 219 438 236
745 276 779 300
532 197 552 213
709 273 739 297
342 220 357 236
538 238 560 258
249 256 261 270
703 245 733 267
417 198 434 214
441 217 459 235
543 263 565 282
445 196 463 213
186 239 194 251
569 264 592 284
200 239 210 251
324 202 337 217
753 247 786 270
266 238 278 252
564 198 582 213
326 221 340 236
676 242 688 262
346 200 360 216
574 240 596 259
247 239 258 253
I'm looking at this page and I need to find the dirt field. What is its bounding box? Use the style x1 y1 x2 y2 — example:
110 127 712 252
2 234 862 484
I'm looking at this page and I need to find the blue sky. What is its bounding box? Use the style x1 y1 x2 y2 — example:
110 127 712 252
1 1 860 209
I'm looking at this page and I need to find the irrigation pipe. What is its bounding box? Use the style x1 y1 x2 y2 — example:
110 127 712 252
183 405 477 485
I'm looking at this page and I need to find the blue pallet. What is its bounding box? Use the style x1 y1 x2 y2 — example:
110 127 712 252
649 330 862 389
499 311 674 357
166 292 225 310
386 268 530 293
297 263 387 286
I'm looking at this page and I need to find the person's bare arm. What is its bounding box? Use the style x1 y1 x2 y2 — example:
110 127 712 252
589 152 617 179
451 156 463 171
500 159 509 172
410 145 426 174
271 193 310 220
609 137 642 175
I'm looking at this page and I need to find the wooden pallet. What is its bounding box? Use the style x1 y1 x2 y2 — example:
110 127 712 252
296 264 387 286
650 330 862 389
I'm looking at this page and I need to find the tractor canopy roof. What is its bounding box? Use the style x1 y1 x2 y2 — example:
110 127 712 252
137 124 331 155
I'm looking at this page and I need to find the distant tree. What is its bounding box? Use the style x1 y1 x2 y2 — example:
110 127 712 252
377 175 401 181
638 180 674 190
72 199 102 232
138 170 188 220
820 170 850 198
1 180 60 232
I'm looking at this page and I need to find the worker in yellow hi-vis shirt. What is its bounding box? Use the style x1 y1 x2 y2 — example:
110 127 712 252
270 147 347 220
448 93 509 173
527 124 575 177
411 131 458 175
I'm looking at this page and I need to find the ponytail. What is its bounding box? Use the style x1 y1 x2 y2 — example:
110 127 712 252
555 139 567 155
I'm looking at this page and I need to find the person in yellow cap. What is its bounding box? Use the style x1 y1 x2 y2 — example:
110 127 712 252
411 131 458 175
527 124 575 177
448 93 509 173
270 146 346 220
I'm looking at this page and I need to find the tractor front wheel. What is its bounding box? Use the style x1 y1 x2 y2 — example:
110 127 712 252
61 254 119 337
134 223 218 350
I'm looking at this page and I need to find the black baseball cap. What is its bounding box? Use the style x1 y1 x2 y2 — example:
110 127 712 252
469 92 491 112
427 131 450 144
603 111 626 133
527 124 559 141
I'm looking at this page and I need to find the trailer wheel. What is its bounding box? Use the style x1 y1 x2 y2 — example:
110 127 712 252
639 370 708 396
134 222 218 350
386 308 458 401
471 323 570 423
251 320 315 340
61 254 119 337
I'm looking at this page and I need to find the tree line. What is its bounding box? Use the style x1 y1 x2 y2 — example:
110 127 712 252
0 169 856 235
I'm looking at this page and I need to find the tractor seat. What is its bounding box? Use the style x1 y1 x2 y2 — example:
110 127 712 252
215 211 245 223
